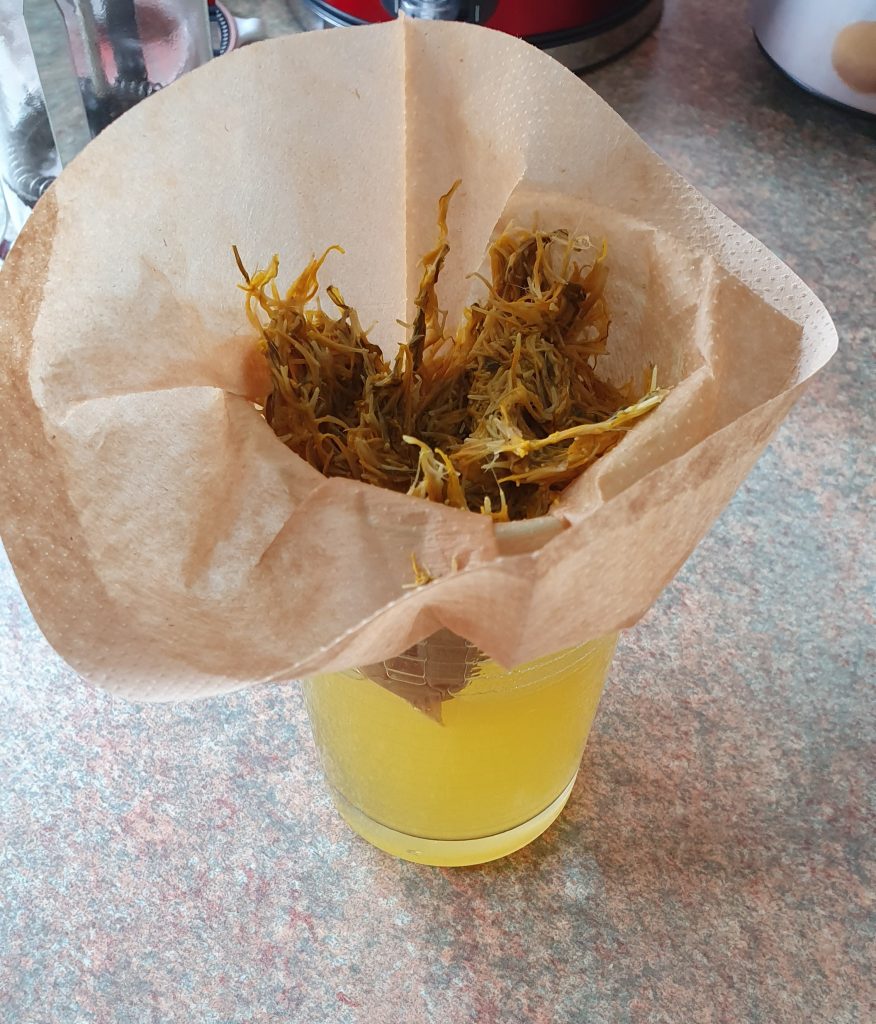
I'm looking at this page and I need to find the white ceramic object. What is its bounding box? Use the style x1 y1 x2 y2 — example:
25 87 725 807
751 0 876 114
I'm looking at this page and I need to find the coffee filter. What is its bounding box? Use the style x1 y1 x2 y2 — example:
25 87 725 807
0 19 837 700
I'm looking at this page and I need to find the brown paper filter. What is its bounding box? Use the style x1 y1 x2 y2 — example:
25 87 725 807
0 20 837 701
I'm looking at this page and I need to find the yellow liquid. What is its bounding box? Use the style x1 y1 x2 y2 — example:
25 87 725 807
304 634 617 866
305 638 618 864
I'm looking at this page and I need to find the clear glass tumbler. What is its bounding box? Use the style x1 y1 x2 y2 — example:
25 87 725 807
304 632 617 866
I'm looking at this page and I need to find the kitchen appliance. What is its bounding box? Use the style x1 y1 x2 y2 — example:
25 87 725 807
304 0 663 70
0 0 265 253
0 0 213 247
751 0 876 115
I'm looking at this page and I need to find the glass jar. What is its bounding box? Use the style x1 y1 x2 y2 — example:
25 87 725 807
304 632 617 866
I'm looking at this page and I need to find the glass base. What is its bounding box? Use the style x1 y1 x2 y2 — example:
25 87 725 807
328 773 578 867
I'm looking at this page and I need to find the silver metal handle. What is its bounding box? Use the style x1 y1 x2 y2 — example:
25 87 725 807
232 14 267 47
210 1 267 56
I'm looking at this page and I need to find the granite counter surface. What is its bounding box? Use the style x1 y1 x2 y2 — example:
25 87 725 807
1 1 873 1021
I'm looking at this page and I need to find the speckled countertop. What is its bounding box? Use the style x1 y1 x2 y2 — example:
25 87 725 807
1 2 873 1022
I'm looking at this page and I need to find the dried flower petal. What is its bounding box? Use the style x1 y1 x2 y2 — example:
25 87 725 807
236 186 667 520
